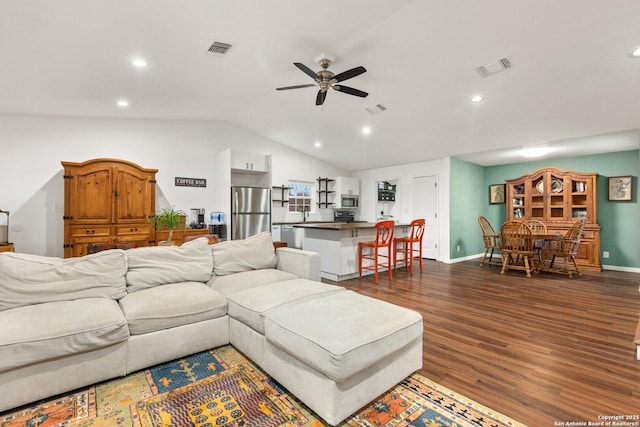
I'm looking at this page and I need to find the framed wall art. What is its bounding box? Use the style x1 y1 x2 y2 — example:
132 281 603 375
489 184 506 204
608 176 632 201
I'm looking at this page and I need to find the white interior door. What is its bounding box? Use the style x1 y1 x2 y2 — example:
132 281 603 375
413 175 438 259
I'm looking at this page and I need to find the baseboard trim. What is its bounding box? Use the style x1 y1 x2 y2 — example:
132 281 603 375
444 253 484 264
445 255 640 274
602 264 640 274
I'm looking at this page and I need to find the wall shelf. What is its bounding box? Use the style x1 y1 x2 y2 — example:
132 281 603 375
317 177 335 208
272 185 291 207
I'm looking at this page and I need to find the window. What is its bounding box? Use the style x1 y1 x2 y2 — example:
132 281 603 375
288 181 313 213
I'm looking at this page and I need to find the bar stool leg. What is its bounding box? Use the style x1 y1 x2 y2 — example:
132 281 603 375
373 247 379 283
358 243 363 279
387 246 392 281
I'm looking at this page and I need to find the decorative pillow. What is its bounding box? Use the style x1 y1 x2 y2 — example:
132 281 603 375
0 250 127 312
126 238 213 292
211 231 277 276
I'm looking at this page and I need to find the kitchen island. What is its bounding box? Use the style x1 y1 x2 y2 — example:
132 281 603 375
294 222 410 282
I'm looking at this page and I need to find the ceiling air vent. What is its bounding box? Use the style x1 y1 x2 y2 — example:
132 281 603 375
475 57 511 78
207 42 232 55
365 104 387 115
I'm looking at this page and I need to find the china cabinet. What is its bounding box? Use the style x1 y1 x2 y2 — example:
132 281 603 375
62 158 158 258
505 167 601 270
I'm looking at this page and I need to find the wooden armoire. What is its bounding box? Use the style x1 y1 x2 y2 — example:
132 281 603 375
62 158 158 258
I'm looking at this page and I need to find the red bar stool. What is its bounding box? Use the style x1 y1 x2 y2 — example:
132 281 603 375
393 218 425 273
358 220 395 283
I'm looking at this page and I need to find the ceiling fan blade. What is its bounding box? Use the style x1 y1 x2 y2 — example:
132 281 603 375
294 62 319 80
333 66 366 82
333 85 368 98
316 90 327 106
276 84 317 91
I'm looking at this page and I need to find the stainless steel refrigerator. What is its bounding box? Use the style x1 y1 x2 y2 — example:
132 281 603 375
231 186 271 240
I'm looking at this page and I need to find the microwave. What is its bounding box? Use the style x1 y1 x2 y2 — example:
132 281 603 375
340 195 359 209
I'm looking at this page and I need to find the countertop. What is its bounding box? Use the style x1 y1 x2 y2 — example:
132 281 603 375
293 222 408 230
272 221 335 225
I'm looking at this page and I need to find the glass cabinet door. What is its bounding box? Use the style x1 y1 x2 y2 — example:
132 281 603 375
511 183 525 218
548 172 566 220
570 178 589 221
531 175 545 220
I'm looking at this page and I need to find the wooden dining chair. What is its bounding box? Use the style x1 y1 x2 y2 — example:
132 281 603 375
358 220 395 283
393 218 425 273
540 218 586 278
500 220 536 277
478 216 501 266
524 219 547 264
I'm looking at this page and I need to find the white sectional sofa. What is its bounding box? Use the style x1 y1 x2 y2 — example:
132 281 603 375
0 232 423 425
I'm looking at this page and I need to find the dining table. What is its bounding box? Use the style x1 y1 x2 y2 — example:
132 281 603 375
529 232 563 273
500 230 563 276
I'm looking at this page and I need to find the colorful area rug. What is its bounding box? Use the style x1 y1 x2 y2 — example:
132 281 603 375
0 345 526 427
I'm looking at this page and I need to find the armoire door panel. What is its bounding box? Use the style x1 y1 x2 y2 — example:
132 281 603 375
68 168 113 224
114 168 154 224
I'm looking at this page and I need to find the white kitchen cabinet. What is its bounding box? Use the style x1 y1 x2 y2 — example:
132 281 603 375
271 224 281 241
333 176 360 196
339 228 376 277
302 226 377 281
231 150 268 173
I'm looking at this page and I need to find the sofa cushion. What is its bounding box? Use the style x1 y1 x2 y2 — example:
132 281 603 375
118 281 227 335
211 231 277 276
126 238 213 292
0 250 127 311
0 298 129 373
207 268 298 297
227 279 344 334
265 290 423 382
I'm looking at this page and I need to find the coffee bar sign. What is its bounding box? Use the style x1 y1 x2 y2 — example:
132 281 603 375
175 177 207 188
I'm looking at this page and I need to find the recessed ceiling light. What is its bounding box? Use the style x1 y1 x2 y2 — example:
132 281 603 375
131 58 147 68
471 95 483 103
117 99 129 107
520 147 551 158
361 126 372 135
314 141 322 148
628 46 640 58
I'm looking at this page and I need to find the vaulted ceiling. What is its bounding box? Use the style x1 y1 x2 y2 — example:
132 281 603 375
1 0 639 170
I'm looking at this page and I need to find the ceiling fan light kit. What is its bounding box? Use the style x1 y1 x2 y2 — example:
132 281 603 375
276 54 368 106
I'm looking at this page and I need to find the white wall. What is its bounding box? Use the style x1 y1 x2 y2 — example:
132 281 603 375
0 114 349 256
353 157 450 262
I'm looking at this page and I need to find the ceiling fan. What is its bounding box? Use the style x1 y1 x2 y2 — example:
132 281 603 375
276 55 368 106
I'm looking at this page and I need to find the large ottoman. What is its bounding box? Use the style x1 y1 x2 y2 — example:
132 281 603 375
263 290 423 425
226 278 345 365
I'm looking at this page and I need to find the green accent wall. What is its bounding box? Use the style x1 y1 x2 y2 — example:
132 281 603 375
451 150 640 268
450 157 485 259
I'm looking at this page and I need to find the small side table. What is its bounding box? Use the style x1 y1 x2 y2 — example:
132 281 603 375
0 243 15 253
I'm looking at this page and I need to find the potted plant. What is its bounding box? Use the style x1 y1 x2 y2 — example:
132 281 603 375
154 206 185 245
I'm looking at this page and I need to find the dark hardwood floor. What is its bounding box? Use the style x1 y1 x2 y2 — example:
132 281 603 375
328 260 640 426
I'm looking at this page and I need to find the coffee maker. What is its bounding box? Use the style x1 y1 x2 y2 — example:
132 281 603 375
190 208 206 229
